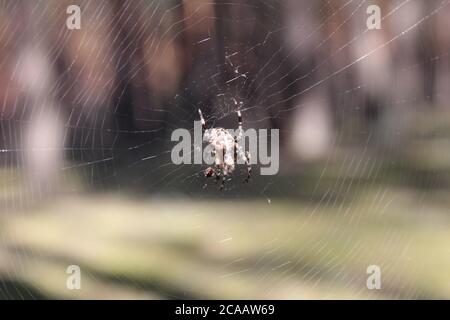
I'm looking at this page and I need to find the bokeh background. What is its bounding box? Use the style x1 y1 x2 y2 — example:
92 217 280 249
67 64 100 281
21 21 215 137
1 0 450 299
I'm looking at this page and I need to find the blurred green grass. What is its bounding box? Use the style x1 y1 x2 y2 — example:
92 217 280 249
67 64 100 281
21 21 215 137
1 186 450 299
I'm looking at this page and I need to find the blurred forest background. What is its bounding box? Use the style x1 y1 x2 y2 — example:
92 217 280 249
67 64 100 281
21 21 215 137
0 0 450 299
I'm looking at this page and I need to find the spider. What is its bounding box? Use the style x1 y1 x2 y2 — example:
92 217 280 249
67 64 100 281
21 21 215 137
198 108 251 190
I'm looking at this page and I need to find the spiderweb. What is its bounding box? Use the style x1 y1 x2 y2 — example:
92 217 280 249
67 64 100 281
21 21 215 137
0 0 449 299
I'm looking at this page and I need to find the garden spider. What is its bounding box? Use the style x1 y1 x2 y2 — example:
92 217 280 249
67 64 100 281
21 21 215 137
198 109 251 190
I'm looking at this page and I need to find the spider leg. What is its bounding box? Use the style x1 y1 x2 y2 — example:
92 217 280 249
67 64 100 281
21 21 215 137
198 109 207 134
213 167 225 190
235 144 251 183
236 110 243 141
219 147 228 191
234 112 242 166
244 151 251 183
